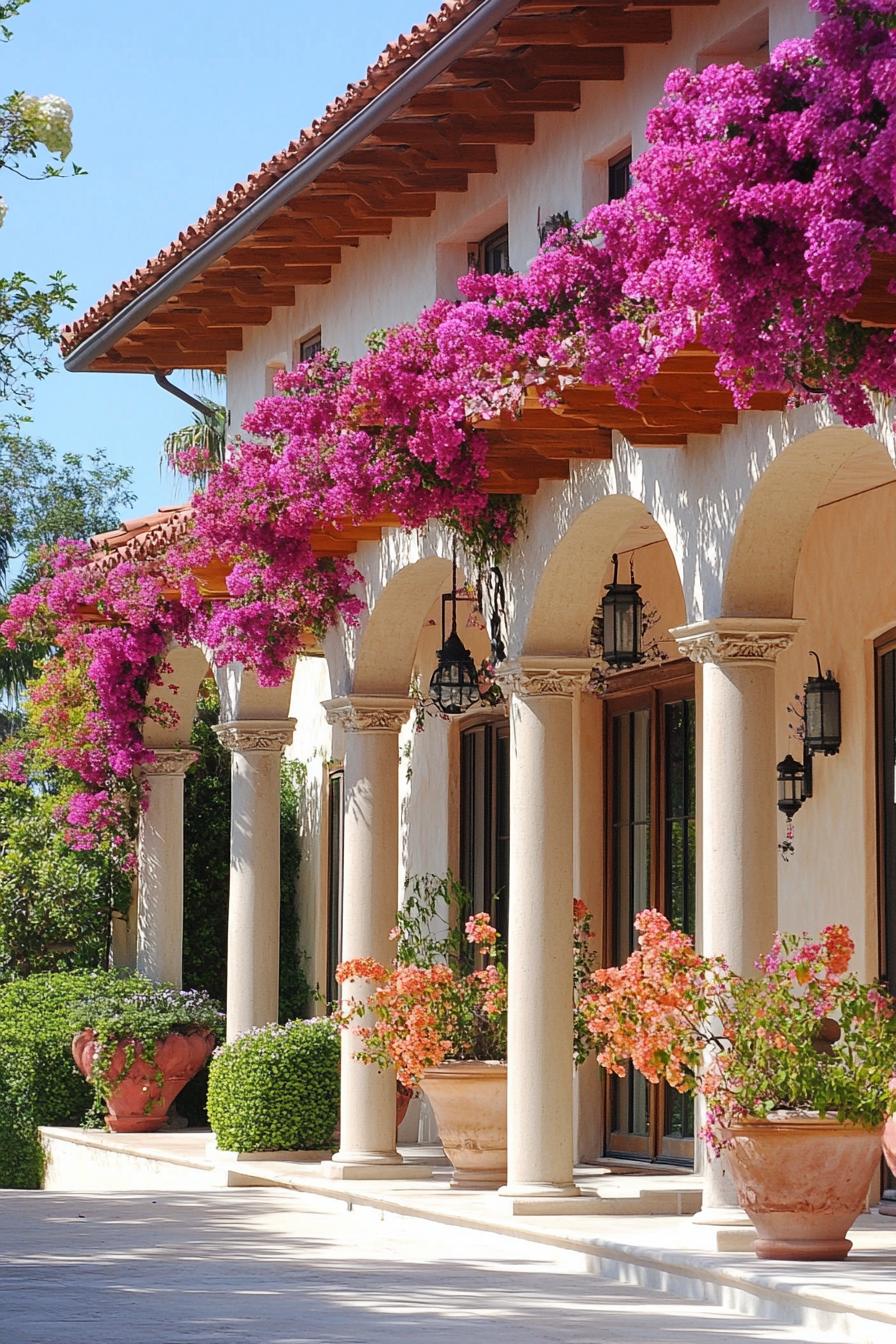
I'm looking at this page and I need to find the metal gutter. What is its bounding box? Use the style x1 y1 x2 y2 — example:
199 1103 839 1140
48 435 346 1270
65 0 523 373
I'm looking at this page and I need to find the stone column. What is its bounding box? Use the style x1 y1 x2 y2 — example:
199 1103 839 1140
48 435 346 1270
498 658 592 1212
673 618 799 1239
214 719 295 1042
136 749 197 986
322 695 423 1181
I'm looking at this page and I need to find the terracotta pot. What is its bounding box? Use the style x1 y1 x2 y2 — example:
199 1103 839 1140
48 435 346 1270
725 1114 883 1260
882 1115 896 1178
72 1028 215 1133
421 1059 507 1190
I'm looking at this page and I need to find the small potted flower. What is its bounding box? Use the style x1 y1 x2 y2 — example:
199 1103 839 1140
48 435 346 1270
336 874 508 1189
71 981 223 1133
581 912 896 1261
336 874 598 1189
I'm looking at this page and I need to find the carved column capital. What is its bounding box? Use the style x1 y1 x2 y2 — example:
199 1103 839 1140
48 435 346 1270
213 719 296 753
495 657 592 699
671 618 802 667
140 749 198 778
323 696 412 734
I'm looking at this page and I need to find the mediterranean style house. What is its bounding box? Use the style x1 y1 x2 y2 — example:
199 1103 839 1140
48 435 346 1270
60 0 896 1229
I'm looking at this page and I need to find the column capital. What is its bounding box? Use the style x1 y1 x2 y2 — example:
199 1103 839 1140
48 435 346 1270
214 719 296 753
496 656 592 699
670 618 802 667
140 748 198 778
323 696 412 733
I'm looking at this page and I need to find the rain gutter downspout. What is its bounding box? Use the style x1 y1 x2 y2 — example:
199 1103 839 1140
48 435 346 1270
64 0 523 374
153 371 217 419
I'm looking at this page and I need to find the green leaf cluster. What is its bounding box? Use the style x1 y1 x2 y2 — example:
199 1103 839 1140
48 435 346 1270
0 969 158 1186
207 1017 339 1153
0 781 130 978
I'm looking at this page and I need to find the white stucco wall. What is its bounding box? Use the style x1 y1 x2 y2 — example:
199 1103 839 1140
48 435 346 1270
776 477 896 977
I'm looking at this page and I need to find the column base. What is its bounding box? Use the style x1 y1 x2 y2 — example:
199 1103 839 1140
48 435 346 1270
692 1204 756 1251
323 1150 430 1181
499 1181 594 1215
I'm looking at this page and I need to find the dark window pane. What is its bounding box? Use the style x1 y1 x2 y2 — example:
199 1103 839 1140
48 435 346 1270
479 226 510 275
608 151 632 201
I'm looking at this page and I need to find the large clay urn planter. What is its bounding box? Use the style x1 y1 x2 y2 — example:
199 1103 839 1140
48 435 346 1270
72 1028 215 1133
725 1114 883 1260
420 1059 507 1189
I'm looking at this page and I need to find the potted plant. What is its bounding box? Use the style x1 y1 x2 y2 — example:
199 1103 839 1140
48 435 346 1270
336 874 597 1189
71 982 223 1133
581 911 896 1261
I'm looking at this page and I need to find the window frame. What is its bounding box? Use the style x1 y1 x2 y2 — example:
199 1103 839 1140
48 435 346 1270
325 764 344 1007
296 328 322 365
468 225 510 277
608 149 633 202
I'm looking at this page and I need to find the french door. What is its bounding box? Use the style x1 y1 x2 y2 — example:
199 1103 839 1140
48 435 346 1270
605 667 696 1164
459 720 510 946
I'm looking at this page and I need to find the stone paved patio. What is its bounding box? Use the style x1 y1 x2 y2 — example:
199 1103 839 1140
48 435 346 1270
0 1188 848 1344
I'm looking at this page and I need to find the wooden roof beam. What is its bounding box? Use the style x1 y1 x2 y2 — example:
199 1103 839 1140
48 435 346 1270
495 10 672 43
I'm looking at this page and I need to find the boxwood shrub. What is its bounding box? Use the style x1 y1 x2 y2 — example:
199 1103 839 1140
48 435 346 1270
207 1017 339 1153
0 969 157 1188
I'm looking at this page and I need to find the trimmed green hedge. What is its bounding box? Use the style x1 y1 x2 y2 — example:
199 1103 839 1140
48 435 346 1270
207 1018 339 1153
0 969 156 1187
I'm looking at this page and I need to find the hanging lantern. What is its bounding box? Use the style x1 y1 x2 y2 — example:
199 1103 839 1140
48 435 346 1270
429 540 481 716
803 651 841 757
601 553 644 669
776 754 806 820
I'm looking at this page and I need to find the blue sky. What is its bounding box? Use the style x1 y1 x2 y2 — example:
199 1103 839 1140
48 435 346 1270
3 0 425 516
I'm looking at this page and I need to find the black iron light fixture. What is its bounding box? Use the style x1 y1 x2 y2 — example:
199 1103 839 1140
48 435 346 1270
601 553 644 670
776 754 806 820
429 539 481 716
803 651 842 757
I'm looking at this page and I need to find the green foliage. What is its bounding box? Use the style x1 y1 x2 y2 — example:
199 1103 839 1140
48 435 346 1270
0 436 135 701
0 781 130 978
0 969 153 1187
279 759 310 1021
207 1017 339 1153
182 696 230 1005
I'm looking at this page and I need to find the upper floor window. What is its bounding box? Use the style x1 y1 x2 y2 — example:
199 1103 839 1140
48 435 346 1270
608 150 632 202
294 329 322 365
468 225 510 276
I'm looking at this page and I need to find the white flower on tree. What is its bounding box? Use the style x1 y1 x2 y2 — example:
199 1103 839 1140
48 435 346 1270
19 93 72 159
0 196 6 228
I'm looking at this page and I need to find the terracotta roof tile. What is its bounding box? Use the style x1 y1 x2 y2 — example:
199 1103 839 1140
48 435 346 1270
61 0 487 357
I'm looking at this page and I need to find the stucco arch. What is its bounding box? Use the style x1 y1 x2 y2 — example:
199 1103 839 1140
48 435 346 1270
723 426 895 619
519 493 684 658
351 554 454 697
215 658 296 722
143 642 210 748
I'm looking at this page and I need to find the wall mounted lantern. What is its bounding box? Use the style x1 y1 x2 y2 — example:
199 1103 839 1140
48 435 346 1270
776 754 806 820
601 553 644 670
803 651 842 757
429 539 481 716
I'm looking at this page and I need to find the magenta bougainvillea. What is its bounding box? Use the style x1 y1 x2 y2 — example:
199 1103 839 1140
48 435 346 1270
6 0 896 859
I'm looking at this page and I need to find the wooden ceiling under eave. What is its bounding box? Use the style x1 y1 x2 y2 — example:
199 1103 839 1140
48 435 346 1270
89 0 709 375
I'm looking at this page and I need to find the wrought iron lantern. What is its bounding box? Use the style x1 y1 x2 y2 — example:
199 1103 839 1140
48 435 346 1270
601 553 644 670
429 540 481 716
803 651 841 757
776 754 806 820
